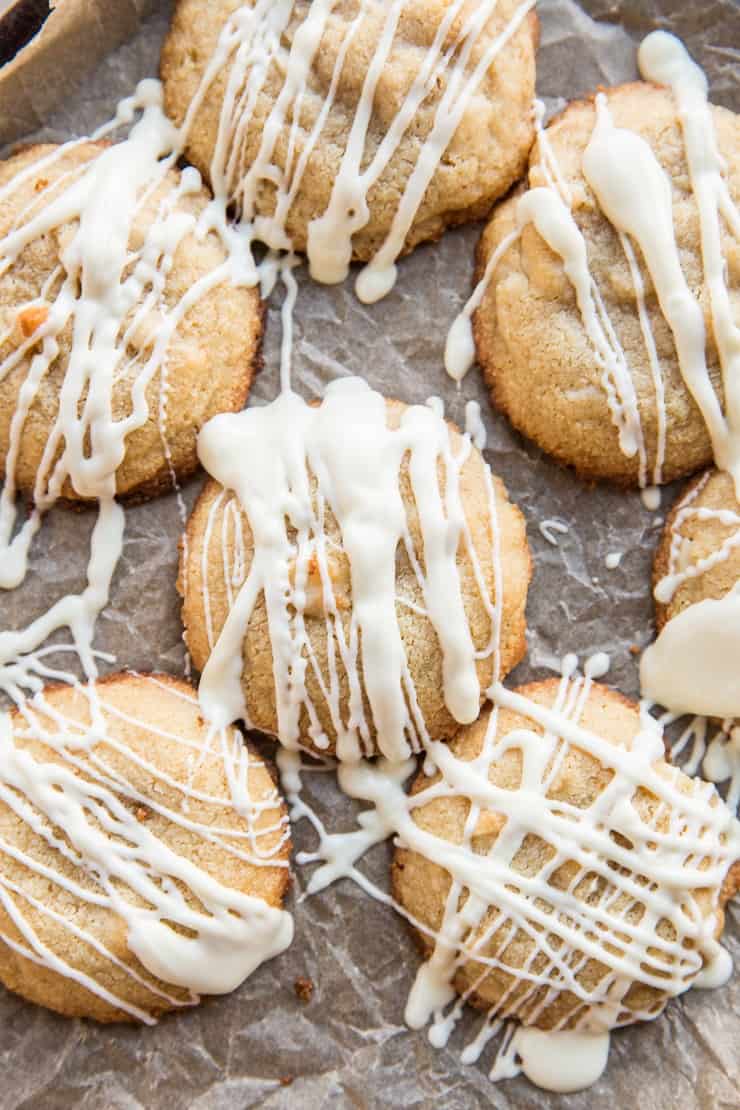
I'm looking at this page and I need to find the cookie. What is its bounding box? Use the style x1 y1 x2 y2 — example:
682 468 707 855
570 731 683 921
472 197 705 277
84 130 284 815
0 141 262 503
0 673 292 1023
474 78 740 488
160 0 537 296
641 467 740 726
392 677 739 1034
179 382 531 760
652 469 740 630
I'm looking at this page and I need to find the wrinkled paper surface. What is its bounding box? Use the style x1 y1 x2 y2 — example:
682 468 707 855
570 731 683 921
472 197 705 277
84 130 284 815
0 1 738 1107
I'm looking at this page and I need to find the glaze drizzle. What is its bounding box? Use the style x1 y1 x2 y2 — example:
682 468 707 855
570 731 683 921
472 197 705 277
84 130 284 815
277 657 739 1092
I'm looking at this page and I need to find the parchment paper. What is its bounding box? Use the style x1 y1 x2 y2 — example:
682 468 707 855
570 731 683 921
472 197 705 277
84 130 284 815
0 3 738 1108
0 0 161 143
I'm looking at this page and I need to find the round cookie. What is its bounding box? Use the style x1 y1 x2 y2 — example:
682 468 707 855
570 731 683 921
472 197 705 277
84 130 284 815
161 0 538 266
393 679 739 1031
179 396 531 759
474 82 740 487
0 142 262 503
0 673 291 1023
645 472 740 765
653 468 740 630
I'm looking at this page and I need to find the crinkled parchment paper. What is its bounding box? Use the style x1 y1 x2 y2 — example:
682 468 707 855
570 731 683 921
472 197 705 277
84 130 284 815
0 0 161 143
0 2 738 1107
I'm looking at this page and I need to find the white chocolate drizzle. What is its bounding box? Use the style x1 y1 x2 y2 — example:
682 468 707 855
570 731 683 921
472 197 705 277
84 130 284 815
667 713 740 815
197 376 498 763
454 101 658 485
515 184 648 484
639 32 740 494
453 33 738 503
582 89 717 491
641 486 662 511
492 1027 610 1092
464 400 487 451
353 0 536 304
539 517 569 546
444 95 563 385
642 588 740 719
279 656 739 1094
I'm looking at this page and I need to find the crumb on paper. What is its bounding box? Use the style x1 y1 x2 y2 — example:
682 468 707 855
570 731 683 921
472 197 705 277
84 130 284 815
294 977 314 1003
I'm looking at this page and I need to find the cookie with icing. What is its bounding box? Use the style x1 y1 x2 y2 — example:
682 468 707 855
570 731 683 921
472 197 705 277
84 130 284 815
0 141 262 504
640 467 740 728
652 469 740 631
473 75 740 488
160 0 538 297
179 383 531 761
0 673 292 1023
392 677 739 1034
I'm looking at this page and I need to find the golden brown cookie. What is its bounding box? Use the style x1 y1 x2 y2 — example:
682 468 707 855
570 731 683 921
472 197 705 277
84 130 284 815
474 83 740 487
179 397 531 758
0 142 262 503
645 471 740 781
653 468 740 630
393 678 738 1030
161 0 538 266
0 673 291 1023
